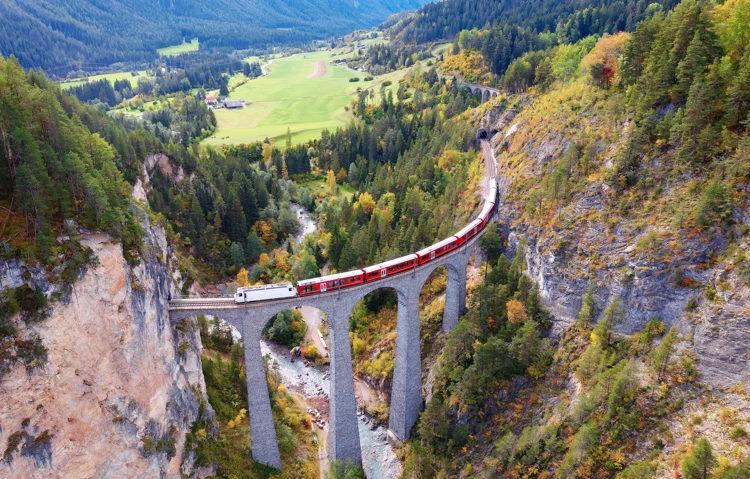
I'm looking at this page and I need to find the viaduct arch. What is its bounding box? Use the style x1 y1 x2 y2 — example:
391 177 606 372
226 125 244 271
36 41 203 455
466 83 500 104
168 237 481 470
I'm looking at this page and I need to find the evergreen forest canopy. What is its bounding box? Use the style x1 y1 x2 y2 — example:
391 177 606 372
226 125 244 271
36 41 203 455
0 0 428 74
390 0 681 45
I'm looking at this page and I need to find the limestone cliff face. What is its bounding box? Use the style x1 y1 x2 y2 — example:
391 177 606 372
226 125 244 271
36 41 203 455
0 212 213 478
483 101 750 388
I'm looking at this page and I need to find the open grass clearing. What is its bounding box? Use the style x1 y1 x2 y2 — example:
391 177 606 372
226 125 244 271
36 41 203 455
59 71 151 90
157 38 199 56
302 178 357 201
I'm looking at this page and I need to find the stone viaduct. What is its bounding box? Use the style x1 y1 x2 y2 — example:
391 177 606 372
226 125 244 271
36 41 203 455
465 82 500 104
168 232 486 470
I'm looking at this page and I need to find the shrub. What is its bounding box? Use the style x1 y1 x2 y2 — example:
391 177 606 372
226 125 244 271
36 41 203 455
731 426 747 440
349 77 360 82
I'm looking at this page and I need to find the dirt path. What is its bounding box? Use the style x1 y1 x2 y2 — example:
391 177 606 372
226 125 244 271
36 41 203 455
290 394 328 479
353 377 378 410
300 306 329 357
307 60 326 79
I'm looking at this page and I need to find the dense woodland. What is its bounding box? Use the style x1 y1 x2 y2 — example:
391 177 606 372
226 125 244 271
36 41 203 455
0 0 427 74
391 0 680 45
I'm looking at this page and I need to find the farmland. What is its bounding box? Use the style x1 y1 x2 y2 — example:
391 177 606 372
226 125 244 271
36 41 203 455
202 49 405 148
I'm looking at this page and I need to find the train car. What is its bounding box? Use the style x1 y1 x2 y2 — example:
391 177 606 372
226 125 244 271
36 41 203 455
416 236 459 264
477 199 496 227
363 254 418 281
235 282 297 303
489 179 498 202
297 270 366 295
454 218 484 246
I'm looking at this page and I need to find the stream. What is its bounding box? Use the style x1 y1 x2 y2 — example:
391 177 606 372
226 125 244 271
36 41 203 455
265 203 401 478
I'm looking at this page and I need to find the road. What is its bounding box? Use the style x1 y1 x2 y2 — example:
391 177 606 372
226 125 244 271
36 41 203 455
300 306 328 358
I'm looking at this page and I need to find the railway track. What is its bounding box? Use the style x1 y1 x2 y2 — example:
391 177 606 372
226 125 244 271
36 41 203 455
170 141 500 312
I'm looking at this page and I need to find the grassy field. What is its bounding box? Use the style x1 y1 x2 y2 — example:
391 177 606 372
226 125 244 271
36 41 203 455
202 49 408 148
303 178 357 200
157 38 199 56
59 71 150 90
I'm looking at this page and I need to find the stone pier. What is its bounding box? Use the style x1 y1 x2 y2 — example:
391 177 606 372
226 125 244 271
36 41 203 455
168 235 479 471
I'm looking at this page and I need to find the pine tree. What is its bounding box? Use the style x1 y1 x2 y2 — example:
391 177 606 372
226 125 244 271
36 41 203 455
681 438 716 479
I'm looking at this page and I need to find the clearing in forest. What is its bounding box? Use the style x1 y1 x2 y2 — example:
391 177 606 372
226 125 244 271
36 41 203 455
157 38 199 56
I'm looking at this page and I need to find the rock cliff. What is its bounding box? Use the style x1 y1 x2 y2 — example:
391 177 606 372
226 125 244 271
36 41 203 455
484 99 750 388
0 211 214 478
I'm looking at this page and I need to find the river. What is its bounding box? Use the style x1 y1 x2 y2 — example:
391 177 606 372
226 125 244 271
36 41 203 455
265 203 401 478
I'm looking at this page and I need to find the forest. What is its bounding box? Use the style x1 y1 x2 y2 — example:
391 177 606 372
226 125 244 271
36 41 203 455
0 0 427 74
390 0 681 45
398 0 750 476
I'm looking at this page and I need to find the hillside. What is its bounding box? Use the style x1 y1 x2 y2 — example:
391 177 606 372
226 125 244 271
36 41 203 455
0 0 428 74
400 0 750 476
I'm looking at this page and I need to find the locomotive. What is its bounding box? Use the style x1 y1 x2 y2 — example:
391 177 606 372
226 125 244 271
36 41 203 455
235 179 498 303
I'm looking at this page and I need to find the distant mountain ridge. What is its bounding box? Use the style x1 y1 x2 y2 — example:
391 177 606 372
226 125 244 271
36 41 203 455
0 0 428 73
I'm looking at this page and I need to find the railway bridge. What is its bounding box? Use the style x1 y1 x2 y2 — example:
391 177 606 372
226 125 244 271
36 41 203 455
168 235 481 470
169 140 501 471
465 82 500 104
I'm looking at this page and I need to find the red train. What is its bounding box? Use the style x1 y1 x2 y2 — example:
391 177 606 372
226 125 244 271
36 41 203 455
293 179 498 298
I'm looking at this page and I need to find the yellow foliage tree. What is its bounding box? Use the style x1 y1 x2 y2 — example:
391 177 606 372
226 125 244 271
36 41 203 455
326 169 337 195
507 299 528 325
357 192 376 215
258 253 271 267
236 268 250 287
274 250 290 272
262 143 274 165
337 167 347 184
252 220 276 245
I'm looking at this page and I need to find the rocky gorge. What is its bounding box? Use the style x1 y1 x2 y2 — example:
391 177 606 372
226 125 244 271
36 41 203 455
0 209 215 478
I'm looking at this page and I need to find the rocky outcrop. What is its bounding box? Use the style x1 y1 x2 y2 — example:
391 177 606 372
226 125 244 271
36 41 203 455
0 212 214 478
487 104 750 388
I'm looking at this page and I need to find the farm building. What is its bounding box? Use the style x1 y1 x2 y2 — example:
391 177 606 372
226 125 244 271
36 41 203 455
205 96 216 106
224 99 245 109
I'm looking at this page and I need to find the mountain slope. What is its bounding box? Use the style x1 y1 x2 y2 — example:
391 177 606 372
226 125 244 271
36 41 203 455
0 0 428 73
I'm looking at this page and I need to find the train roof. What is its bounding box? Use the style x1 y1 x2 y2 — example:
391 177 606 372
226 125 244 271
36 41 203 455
236 282 293 293
363 254 418 273
297 269 365 286
415 236 458 256
479 200 495 217
454 218 483 238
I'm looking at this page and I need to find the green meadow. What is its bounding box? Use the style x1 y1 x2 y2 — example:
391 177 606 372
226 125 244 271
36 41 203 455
59 71 150 90
202 50 405 148
157 38 199 56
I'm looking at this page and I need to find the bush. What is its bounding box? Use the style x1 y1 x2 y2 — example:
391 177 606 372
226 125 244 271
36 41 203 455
349 77 360 82
731 426 747 440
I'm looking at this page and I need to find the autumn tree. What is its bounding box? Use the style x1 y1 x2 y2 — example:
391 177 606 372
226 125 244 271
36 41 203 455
327 169 337 195
357 192 376 216
236 268 250 287
507 299 527 325
337 167 347 184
